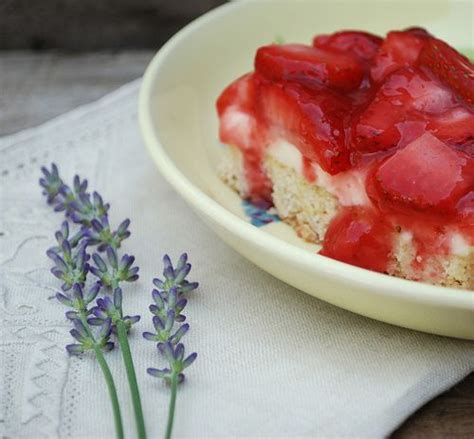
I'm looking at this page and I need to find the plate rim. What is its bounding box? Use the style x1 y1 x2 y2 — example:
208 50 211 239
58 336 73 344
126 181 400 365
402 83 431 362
138 0 474 311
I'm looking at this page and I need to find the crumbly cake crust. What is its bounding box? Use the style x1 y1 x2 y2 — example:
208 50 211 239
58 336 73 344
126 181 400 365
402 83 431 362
218 145 473 289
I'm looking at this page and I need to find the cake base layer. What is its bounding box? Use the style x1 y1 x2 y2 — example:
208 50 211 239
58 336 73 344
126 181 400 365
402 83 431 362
218 145 473 289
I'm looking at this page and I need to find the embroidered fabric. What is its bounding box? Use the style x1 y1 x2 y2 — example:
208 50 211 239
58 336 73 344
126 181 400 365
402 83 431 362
1 80 473 438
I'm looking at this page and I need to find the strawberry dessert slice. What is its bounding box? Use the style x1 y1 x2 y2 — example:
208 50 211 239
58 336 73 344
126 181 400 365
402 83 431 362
216 27 474 286
370 132 473 214
313 30 382 61
255 44 364 92
256 80 352 174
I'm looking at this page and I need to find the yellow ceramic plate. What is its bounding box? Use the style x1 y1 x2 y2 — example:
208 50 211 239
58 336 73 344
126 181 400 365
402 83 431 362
139 0 474 339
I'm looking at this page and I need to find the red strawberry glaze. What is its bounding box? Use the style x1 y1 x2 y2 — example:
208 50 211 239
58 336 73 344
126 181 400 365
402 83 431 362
319 206 393 272
419 37 474 107
302 157 316 183
216 29 474 274
313 30 383 62
255 44 365 92
255 80 352 174
370 28 431 82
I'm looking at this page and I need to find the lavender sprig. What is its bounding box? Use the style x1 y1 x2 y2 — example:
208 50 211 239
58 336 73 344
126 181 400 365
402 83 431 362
144 254 198 439
40 164 129 250
44 222 124 439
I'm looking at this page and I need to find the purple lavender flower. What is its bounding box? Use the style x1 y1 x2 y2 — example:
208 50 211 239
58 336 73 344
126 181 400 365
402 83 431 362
89 247 139 289
152 254 199 295
54 175 89 216
39 163 63 204
143 311 189 344
39 164 127 251
49 220 86 250
66 190 109 226
84 217 131 251
144 254 197 385
147 342 197 385
47 222 89 290
89 288 140 333
66 317 114 355
56 283 100 316
149 287 187 323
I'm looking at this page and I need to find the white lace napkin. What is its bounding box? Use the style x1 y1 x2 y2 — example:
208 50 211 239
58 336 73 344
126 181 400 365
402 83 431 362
1 80 473 439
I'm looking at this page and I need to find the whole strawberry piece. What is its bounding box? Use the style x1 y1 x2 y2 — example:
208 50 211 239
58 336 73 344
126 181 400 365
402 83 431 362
371 28 431 82
255 44 364 92
419 38 474 107
313 30 382 61
370 133 473 213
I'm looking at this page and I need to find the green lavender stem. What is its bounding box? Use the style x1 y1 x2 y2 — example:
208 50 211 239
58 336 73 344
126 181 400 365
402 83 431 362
117 320 147 439
165 373 179 439
78 312 124 439
93 345 125 439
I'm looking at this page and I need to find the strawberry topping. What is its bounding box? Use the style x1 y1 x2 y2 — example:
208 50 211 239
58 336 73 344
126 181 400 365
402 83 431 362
313 30 382 61
370 133 473 213
418 37 474 107
256 80 351 174
370 28 431 82
255 44 364 92
320 206 393 272
353 67 468 153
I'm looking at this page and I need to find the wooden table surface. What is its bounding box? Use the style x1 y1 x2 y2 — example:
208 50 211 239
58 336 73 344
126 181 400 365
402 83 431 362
0 51 472 438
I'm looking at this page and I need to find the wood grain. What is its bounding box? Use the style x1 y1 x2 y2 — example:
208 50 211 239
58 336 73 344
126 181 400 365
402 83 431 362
0 51 472 439
0 51 154 135
393 373 474 438
0 0 227 51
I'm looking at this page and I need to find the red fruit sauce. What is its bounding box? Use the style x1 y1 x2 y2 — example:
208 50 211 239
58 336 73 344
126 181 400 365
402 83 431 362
216 29 474 274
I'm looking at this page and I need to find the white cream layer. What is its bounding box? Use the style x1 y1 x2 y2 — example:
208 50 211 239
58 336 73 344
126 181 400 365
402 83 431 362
267 139 371 207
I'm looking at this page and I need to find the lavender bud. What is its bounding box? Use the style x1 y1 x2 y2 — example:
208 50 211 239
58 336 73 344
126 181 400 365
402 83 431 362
66 344 84 355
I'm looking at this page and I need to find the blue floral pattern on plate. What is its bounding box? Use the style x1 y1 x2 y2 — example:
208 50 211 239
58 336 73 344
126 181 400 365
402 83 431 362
242 200 280 227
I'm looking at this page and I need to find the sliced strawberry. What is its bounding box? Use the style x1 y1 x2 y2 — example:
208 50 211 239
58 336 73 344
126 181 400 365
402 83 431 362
403 27 432 38
216 72 257 117
370 133 473 213
216 73 259 150
353 67 461 152
418 38 474 107
320 206 393 272
216 73 272 203
371 29 430 82
256 80 351 174
428 106 474 147
255 44 364 92
313 30 382 61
